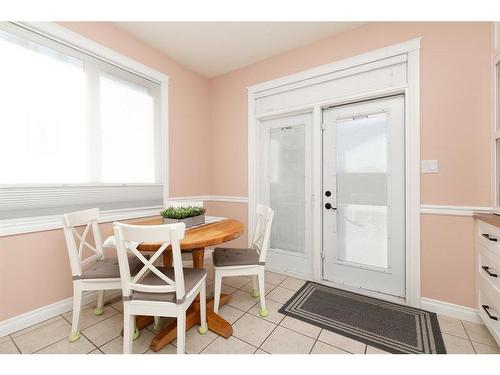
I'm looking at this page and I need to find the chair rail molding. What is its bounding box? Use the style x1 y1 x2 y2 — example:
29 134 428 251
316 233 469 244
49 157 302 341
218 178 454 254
420 205 492 216
0 196 249 236
169 195 249 204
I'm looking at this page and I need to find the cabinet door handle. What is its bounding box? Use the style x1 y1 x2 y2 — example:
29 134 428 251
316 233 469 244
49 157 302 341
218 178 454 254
482 305 499 321
482 266 498 278
482 233 498 242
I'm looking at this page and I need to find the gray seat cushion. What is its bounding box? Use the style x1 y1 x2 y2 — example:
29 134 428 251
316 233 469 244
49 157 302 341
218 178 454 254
80 255 144 279
131 267 207 303
212 247 261 267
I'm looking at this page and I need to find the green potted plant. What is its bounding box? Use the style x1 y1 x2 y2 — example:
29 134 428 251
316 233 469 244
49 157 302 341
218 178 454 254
160 206 206 228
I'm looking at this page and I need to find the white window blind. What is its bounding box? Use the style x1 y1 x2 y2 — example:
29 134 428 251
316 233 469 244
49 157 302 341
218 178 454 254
0 23 164 220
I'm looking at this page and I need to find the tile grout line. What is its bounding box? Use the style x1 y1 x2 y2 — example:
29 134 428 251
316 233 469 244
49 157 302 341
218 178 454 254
8 334 22 354
237 273 305 354
256 318 281 353
308 328 322 354
315 335 356 354
213 274 321 353
460 320 477 354
9 315 64 340
7 273 301 355
61 305 121 333
235 276 356 354
215 287 281 352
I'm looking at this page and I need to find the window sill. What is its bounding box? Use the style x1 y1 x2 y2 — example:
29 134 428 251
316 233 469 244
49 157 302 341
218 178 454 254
0 206 163 237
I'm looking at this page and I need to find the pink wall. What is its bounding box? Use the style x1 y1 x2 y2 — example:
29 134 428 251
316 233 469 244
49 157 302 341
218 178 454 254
0 22 492 321
208 22 492 307
209 22 492 204
421 215 477 307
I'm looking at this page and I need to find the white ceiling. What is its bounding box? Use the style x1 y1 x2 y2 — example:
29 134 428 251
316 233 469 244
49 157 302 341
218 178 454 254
113 22 364 78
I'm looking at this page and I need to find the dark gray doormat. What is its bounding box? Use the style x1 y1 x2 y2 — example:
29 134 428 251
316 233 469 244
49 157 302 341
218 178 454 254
278 282 446 354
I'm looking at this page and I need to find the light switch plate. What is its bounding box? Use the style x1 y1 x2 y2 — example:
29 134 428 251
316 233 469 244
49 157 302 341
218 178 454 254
421 160 439 173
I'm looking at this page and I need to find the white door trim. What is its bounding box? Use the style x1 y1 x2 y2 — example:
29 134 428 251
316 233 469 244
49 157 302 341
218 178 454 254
248 37 422 307
248 38 421 95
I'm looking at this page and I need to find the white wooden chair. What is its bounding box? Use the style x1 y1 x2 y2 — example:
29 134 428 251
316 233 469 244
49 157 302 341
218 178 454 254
62 208 143 343
114 221 207 354
212 204 274 316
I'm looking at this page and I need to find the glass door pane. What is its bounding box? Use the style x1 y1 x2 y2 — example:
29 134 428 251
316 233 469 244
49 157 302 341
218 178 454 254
266 124 306 254
336 113 388 268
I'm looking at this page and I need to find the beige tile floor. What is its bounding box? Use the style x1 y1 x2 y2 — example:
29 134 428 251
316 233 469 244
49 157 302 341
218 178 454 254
1 263 500 354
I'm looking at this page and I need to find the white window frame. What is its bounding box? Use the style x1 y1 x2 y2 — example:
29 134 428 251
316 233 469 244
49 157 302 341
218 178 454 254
247 38 421 307
0 22 170 236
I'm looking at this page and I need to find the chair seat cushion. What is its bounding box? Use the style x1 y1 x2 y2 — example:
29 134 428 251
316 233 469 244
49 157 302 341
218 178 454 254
80 255 144 279
131 267 207 303
212 247 261 267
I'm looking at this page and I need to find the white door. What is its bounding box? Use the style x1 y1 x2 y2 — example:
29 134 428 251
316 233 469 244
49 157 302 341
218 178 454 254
322 95 405 297
258 112 313 278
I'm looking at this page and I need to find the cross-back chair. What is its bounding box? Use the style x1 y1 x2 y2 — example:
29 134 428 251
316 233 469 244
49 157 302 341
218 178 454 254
62 208 143 343
212 204 274 317
114 221 207 354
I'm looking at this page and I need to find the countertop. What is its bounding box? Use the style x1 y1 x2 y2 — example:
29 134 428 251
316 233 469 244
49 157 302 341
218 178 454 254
474 212 500 228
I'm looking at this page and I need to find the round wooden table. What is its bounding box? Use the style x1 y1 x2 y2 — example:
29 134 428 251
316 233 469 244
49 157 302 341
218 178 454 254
130 217 244 352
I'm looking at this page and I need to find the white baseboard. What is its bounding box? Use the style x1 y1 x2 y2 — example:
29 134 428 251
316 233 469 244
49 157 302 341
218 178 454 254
421 297 482 324
0 290 121 338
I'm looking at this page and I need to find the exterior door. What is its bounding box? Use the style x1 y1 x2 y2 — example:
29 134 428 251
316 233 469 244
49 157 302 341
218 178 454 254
258 112 313 279
322 95 405 297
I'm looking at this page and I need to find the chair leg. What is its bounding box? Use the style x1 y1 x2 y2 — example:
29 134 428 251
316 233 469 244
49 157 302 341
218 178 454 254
123 305 134 354
95 290 105 316
69 283 83 342
198 279 208 334
251 275 259 298
213 271 222 314
177 309 186 354
258 270 268 317
153 316 161 332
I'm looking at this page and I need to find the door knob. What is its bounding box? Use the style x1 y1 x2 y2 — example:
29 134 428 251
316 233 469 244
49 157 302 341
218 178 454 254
325 203 336 210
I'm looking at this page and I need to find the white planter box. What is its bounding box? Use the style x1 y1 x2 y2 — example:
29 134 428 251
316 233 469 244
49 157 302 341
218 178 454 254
162 214 205 228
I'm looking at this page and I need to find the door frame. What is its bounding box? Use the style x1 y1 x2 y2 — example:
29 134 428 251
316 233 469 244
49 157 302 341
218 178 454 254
247 38 421 307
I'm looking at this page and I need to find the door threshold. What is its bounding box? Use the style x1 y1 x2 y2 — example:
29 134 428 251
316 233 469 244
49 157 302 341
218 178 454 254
265 266 312 281
320 278 407 305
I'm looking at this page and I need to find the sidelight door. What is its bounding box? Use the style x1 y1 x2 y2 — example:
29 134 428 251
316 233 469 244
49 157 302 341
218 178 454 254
258 112 313 278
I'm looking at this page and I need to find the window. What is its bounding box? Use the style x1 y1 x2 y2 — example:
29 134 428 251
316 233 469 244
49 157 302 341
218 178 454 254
0 22 165 221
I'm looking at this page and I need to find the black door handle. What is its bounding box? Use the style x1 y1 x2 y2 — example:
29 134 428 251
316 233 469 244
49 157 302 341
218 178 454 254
482 233 498 242
482 305 498 321
482 266 498 278
325 203 336 210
